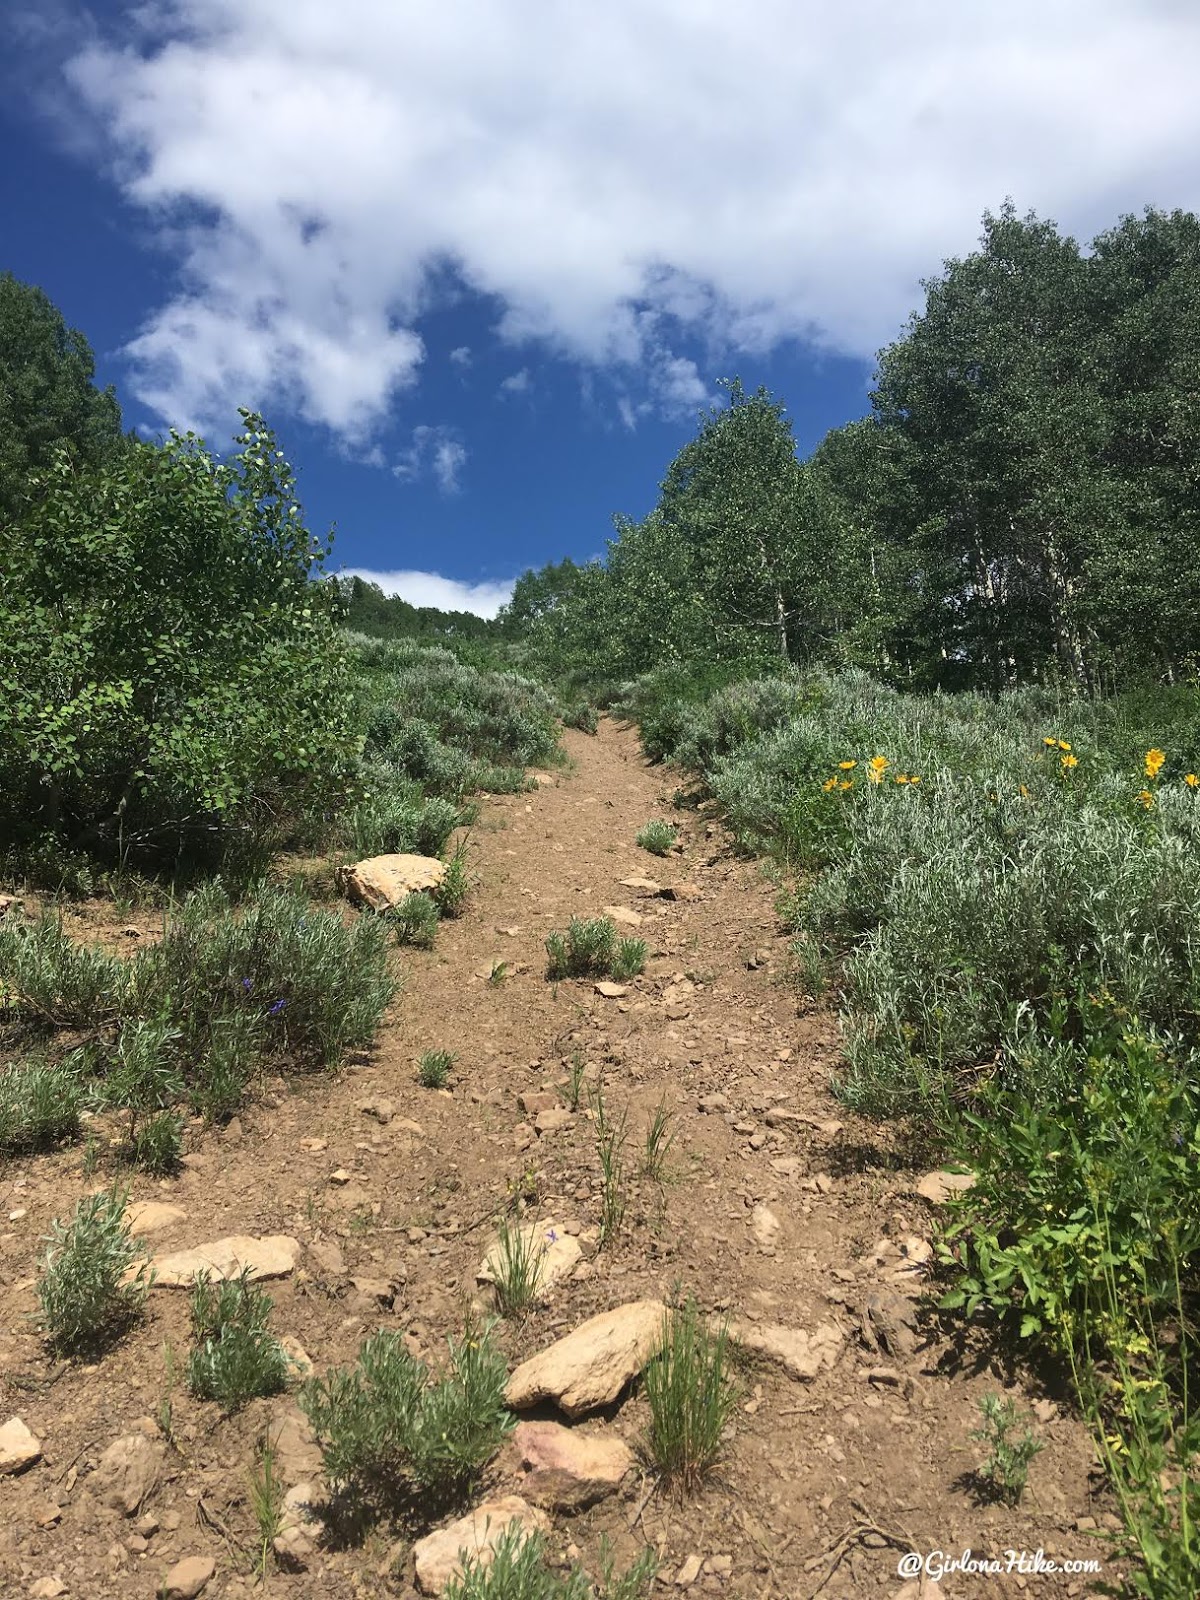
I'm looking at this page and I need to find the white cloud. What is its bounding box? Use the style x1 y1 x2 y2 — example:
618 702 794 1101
344 567 514 618
392 424 467 493
449 345 472 367
61 2 1200 440
498 367 531 396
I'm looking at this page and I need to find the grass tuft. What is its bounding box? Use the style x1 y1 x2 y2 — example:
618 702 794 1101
643 1298 737 1491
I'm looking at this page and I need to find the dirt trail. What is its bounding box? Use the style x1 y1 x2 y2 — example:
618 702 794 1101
2 720 1114 1599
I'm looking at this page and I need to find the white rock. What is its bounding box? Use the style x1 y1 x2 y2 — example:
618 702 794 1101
272 1482 325 1570
478 1222 582 1302
506 1300 668 1417
726 1320 845 1382
125 1201 187 1238
915 1169 976 1205
594 981 628 998
413 1496 549 1594
0 1416 42 1476
338 853 446 910
750 1205 781 1247
144 1234 301 1288
91 1433 163 1515
161 1555 216 1599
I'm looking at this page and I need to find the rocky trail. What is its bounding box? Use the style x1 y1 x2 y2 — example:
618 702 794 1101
1 720 1116 1599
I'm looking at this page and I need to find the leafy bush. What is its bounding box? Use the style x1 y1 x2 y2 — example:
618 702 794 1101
970 1395 1043 1505
544 917 646 982
130 1109 184 1174
418 1049 455 1089
635 820 677 856
643 1299 737 1491
433 843 471 918
388 892 440 950
0 1059 82 1152
187 1269 290 1413
300 1324 513 1514
561 702 599 735
1 413 360 867
0 885 396 1130
346 790 462 859
38 1185 151 1355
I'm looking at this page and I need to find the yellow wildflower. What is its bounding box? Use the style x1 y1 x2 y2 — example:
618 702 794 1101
895 773 909 786
1187 773 1199 789
1145 748 1166 780
909 775 922 786
838 760 857 770
1137 789 1155 810
1043 737 1057 747
822 776 838 792
1061 753 1078 771
1019 784 1030 797
838 779 854 791
868 755 888 786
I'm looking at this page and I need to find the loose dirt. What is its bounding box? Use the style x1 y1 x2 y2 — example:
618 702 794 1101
1 720 1119 1598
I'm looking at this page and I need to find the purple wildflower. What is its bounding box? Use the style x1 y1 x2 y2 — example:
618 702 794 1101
268 998 287 1016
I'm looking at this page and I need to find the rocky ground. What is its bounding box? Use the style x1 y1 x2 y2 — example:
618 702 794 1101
0 720 1122 1598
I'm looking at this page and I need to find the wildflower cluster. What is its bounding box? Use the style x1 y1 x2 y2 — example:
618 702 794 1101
822 755 920 792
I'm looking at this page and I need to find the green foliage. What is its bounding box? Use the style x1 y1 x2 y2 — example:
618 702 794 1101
969 1394 1044 1505
0 273 124 521
442 1528 657 1600
1 413 360 867
130 1109 183 1174
37 1185 151 1356
187 1269 290 1413
635 820 677 856
0 1059 82 1153
0 886 395 1131
544 917 645 981
487 1220 548 1319
561 701 599 734
247 1435 286 1582
642 1099 676 1181
643 1300 737 1491
300 1324 513 1515
433 842 471 918
346 792 461 858
941 1009 1200 1348
418 1049 455 1089
387 891 440 949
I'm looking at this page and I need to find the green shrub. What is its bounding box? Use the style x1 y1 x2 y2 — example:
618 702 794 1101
0 1059 82 1152
389 892 440 949
131 1109 183 1174
38 1184 151 1355
418 1049 455 1089
1 414 360 867
187 1269 290 1413
544 917 645 981
635 820 678 856
643 1299 737 1491
0 913 125 1027
346 790 461 858
300 1324 513 1514
433 843 471 918
970 1394 1044 1505
443 1526 657 1600
561 702 599 735
486 1221 548 1318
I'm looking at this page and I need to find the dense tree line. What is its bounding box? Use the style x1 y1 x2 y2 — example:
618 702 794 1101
337 575 500 643
509 203 1200 694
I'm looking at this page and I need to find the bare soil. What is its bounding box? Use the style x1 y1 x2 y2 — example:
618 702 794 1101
0 720 1121 1598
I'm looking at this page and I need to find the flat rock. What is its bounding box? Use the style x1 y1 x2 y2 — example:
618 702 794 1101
534 1107 573 1134
506 1300 668 1417
358 1098 395 1124
413 1495 549 1594
478 1221 582 1302
306 1238 346 1279
518 1090 561 1117
269 1405 323 1482
0 1416 42 1476
698 1093 729 1113
161 1555 216 1599
915 1169 976 1205
727 1319 845 1381
512 1420 634 1509
618 876 661 894
338 853 446 911
594 981 628 998
659 883 702 901
125 1201 187 1238
146 1234 301 1288
92 1433 163 1515
603 905 643 926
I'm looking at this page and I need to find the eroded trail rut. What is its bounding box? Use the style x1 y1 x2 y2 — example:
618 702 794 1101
2 721 1111 1599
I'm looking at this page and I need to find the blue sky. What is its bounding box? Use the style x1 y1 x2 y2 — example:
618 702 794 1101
6 2 1200 615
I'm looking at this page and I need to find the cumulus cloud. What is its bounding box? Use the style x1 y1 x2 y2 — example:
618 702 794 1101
58 1 1200 440
498 367 531 397
343 567 514 618
392 424 468 493
449 345 472 367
